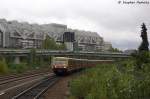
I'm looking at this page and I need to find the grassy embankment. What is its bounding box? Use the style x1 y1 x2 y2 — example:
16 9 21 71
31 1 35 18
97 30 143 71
0 49 51 74
69 59 150 99
0 58 51 75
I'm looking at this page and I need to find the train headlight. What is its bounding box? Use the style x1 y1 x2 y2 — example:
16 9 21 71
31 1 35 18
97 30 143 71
55 66 58 68
53 65 57 68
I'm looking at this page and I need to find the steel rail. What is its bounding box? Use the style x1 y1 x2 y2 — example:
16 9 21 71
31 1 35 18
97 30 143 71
12 75 59 99
0 72 51 85
0 73 53 98
0 69 50 81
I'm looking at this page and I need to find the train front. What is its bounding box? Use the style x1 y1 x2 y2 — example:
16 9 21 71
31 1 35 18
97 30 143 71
51 57 68 75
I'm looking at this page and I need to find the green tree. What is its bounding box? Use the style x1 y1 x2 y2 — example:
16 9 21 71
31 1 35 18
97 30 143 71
42 35 58 50
58 43 66 50
42 35 66 50
139 23 149 51
136 23 149 69
109 47 122 52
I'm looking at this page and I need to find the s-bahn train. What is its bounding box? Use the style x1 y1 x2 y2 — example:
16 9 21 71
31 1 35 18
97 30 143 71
51 57 114 75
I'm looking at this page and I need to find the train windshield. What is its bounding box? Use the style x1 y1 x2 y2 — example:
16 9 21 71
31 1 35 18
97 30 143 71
52 57 68 65
53 61 66 64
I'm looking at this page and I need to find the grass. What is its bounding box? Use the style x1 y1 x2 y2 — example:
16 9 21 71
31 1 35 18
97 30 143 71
8 63 28 73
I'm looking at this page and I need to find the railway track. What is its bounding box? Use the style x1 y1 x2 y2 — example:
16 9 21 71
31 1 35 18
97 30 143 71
0 72 54 99
12 75 59 99
0 69 50 82
0 72 50 85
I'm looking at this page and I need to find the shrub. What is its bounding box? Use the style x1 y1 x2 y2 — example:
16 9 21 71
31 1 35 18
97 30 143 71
135 51 150 70
118 59 135 73
8 63 27 73
0 58 9 74
69 62 150 99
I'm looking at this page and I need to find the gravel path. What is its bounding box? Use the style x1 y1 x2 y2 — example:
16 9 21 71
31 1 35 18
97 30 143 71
43 76 72 99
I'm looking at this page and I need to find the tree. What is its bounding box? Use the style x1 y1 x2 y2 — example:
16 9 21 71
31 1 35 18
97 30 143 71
42 35 58 50
138 23 149 51
136 23 149 69
109 47 122 52
58 43 66 50
42 35 66 50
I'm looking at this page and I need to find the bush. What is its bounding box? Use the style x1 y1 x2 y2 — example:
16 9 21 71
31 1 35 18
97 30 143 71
69 62 150 99
0 58 9 74
134 51 150 70
8 63 27 73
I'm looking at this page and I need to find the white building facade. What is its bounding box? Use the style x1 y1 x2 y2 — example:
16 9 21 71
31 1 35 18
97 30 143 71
0 19 112 51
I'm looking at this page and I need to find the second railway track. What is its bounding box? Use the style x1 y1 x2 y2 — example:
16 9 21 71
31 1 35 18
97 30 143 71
0 69 51 82
0 72 51 85
12 75 59 99
0 71 54 99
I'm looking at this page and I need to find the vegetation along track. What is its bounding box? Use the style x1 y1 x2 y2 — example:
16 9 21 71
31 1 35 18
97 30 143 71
12 75 59 99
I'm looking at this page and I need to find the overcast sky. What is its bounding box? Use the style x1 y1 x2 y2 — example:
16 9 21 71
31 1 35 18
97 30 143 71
0 0 150 50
